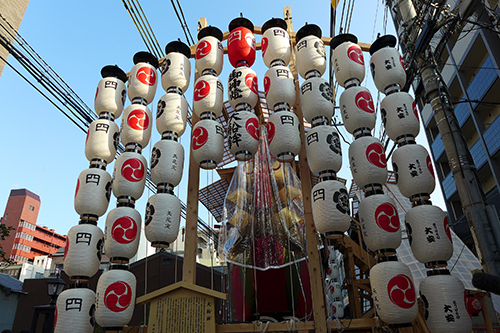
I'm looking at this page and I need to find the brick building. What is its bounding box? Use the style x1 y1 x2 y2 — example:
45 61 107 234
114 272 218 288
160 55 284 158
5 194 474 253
0 189 66 263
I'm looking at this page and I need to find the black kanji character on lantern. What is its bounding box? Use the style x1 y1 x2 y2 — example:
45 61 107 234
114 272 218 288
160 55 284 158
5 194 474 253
307 132 319 145
312 189 325 202
85 174 101 185
76 232 92 245
445 314 455 322
427 235 436 243
96 123 110 133
105 81 118 90
425 227 433 235
301 81 312 94
66 298 83 311
444 304 453 312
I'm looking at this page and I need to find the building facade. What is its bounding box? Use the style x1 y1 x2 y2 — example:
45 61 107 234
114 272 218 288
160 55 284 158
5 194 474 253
0 189 66 263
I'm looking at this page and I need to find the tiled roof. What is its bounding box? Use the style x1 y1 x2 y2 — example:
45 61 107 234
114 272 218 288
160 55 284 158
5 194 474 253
0 272 24 293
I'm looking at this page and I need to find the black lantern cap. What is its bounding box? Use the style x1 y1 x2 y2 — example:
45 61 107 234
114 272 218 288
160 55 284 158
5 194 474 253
229 16 254 33
100 65 128 83
296 24 322 43
198 26 223 42
165 40 191 58
262 18 287 34
369 34 397 55
133 51 160 69
330 33 358 51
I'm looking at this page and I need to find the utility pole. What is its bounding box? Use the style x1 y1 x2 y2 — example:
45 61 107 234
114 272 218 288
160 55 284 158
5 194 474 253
389 0 500 275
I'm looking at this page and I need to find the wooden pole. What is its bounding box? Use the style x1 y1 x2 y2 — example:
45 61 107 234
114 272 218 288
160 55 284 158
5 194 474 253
478 295 495 333
284 6 328 332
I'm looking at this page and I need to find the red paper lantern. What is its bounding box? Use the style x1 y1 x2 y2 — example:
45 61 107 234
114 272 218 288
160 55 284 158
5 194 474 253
466 296 483 316
227 17 256 68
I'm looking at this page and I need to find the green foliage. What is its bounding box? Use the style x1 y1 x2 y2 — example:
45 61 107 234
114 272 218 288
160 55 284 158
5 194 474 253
0 223 14 264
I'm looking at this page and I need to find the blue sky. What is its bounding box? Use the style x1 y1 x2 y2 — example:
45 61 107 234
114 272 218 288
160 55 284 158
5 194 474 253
0 0 446 236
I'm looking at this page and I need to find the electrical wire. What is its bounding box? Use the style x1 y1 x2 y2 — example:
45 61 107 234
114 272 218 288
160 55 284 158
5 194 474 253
169 0 195 46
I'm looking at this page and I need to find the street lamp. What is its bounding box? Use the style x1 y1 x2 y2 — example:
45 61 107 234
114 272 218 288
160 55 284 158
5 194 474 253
31 276 66 332
46 276 65 305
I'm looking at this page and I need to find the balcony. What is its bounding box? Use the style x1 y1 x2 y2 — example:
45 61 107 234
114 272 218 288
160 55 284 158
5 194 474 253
443 172 457 199
454 100 471 126
484 115 500 156
467 55 497 109
431 133 445 160
470 139 488 169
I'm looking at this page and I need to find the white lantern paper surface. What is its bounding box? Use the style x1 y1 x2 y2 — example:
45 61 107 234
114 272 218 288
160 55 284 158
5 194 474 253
95 268 136 328
267 111 301 162
156 92 188 137
120 104 153 149
228 111 260 161
94 66 127 119
261 20 291 68
104 207 141 260
327 262 340 281
381 91 419 142
370 259 418 325
228 66 259 110
405 204 453 264
150 139 184 188
369 35 406 94
295 34 326 79
145 192 181 247
191 118 224 169
331 301 344 319
358 194 402 252
306 125 342 176
64 223 103 280
196 28 224 76
348 136 388 188
161 41 191 93
264 65 296 110
326 279 342 300
300 77 334 123
54 288 95 333
128 52 159 104
331 34 365 87
339 86 376 134
311 180 350 235
193 74 224 118
85 118 119 165
74 167 112 217
392 143 435 198
112 152 147 200
420 271 472 333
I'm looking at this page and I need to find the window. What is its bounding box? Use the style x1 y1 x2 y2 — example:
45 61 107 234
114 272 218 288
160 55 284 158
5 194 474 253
29 205 35 211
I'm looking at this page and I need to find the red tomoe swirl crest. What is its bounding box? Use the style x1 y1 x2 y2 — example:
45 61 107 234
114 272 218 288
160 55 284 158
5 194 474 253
128 109 149 130
196 40 211 60
264 76 271 97
112 216 138 244
355 91 375 113
193 80 210 101
104 281 132 312
192 126 209 150
347 45 364 65
267 121 276 144
366 142 387 168
121 158 145 182
387 274 416 309
375 202 400 232
245 73 259 95
246 118 259 141
261 37 269 56
136 66 156 86
426 155 434 178
444 216 452 243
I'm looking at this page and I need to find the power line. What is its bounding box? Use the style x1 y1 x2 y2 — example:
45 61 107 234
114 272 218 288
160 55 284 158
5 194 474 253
169 0 195 46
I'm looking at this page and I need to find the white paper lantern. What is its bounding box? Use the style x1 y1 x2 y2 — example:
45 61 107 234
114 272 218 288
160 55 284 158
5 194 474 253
295 24 326 79
94 65 127 119
64 223 103 280
85 117 119 165
196 27 224 76
161 41 191 93
327 262 340 281
420 271 472 333
348 136 388 189
327 246 337 263
150 139 184 188
128 52 159 104
392 143 435 198
228 111 260 161
54 287 95 333
112 152 147 201
405 204 453 265
326 279 342 300
145 192 181 247
264 65 296 110
331 301 344 319
267 111 301 162
306 125 342 176
311 179 350 235
95 268 136 329
156 92 188 138
104 207 141 261
369 35 406 94
370 259 418 325
300 77 334 123
193 74 224 118
228 66 259 111
358 194 402 252
381 91 419 142
339 86 376 135
74 167 112 217
261 19 291 68
191 118 224 169
120 104 153 149
331 34 365 87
